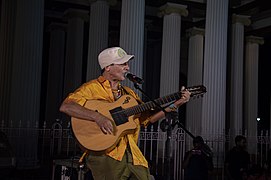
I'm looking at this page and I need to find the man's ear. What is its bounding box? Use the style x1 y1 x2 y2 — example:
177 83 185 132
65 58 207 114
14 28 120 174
105 66 111 72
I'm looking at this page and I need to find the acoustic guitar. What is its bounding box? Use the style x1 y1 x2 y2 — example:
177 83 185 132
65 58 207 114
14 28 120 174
71 85 206 152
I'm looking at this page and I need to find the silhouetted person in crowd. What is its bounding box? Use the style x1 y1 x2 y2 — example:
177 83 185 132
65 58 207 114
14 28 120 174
225 135 250 180
183 136 214 180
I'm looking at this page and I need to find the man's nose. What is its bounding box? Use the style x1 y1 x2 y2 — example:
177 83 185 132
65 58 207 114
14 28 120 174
125 64 129 71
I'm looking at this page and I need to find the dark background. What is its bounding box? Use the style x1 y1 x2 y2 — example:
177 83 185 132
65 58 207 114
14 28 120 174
42 0 271 131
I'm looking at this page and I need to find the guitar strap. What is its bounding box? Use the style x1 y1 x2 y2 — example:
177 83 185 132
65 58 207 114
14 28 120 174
120 85 129 95
79 150 88 164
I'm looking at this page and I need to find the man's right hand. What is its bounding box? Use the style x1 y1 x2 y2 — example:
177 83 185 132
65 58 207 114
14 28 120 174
95 114 114 134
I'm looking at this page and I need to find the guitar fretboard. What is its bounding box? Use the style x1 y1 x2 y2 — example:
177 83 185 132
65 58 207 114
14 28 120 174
119 85 206 117
124 92 182 116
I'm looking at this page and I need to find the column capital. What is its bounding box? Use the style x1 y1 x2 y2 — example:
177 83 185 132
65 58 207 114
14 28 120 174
63 9 89 21
246 35 264 45
186 27 205 37
158 3 188 17
232 14 251 26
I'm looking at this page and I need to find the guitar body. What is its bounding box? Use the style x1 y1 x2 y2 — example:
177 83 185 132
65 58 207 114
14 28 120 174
71 95 139 152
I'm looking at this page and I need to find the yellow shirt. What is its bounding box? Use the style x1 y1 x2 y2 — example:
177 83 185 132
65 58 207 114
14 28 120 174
66 76 150 168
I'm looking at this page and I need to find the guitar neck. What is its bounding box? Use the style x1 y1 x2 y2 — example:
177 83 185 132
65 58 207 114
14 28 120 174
123 85 206 117
124 92 182 116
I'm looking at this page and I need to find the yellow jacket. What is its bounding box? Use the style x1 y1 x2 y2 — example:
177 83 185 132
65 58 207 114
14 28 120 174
66 76 150 168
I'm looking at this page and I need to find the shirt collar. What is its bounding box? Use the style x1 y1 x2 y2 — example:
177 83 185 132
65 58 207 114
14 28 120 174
97 76 107 83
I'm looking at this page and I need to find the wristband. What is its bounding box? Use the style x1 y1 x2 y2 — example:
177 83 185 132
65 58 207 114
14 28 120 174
168 103 178 112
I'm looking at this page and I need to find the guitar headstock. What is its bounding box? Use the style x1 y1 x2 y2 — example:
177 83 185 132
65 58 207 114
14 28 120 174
186 85 207 98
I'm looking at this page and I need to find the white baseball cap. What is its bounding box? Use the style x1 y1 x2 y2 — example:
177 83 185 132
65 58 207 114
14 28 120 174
98 47 134 69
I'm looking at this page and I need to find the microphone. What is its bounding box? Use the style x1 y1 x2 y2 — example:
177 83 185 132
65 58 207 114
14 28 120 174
125 72 144 84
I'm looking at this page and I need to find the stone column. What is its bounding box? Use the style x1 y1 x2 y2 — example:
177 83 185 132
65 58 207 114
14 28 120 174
86 0 110 80
9 0 44 167
119 0 145 89
45 23 66 127
63 9 88 97
201 0 229 137
244 36 264 154
201 0 229 167
186 27 205 136
158 3 188 97
0 0 17 126
229 14 251 141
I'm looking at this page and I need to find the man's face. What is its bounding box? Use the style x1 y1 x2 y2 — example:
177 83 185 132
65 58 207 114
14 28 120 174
107 62 129 81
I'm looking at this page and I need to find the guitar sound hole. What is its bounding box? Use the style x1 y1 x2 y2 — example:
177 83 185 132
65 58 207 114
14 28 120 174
109 107 128 126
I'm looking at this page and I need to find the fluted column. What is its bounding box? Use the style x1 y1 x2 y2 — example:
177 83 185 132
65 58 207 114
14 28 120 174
86 0 110 80
45 23 66 127
244 36 264 154
9 0 44 167
63 9 88 97
186 27 205 136
0 0 17 126
119 0 145 89
229 14 251 139
159 3 188 97
201 0 229 137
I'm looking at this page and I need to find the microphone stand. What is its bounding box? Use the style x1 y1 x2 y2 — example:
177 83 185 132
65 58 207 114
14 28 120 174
133 83 177 180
